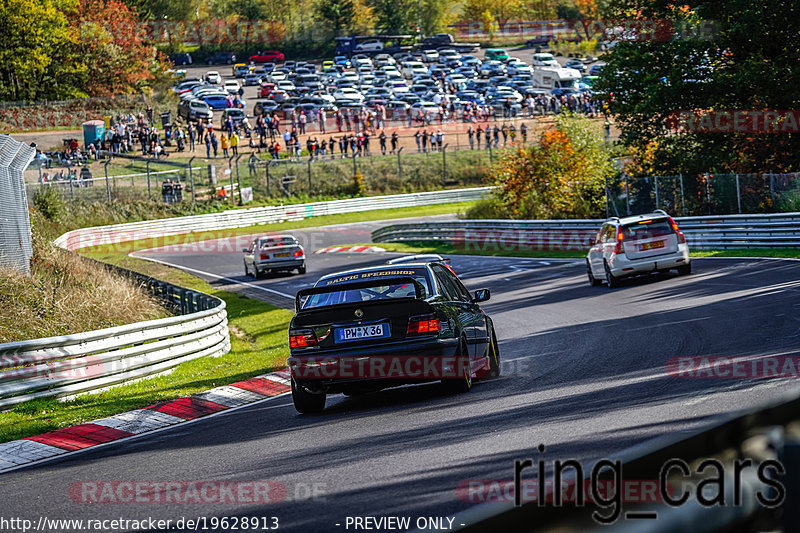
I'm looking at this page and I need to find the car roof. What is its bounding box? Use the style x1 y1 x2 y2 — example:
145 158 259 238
257 234 298 241
386 254 444 264
611 210 671 225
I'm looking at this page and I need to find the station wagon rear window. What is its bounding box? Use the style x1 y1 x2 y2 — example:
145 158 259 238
622 219 674 239
259 237 297 249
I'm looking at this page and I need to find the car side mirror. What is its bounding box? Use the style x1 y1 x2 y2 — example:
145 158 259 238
472 289 490 303
242 248 250 253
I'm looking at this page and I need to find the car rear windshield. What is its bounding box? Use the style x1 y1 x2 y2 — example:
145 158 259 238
303 269 433 310
622 219 674 239
300 281 427 309
260 237 297 249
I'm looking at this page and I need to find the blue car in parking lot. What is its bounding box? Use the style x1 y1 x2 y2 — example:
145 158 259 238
203 94 229 110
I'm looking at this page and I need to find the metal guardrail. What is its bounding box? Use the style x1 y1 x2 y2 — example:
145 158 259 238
372 212 800 251
0 262 229 410
54 187 492 251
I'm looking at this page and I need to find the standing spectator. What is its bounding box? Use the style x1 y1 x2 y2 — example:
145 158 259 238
328 137 336 158
249 153 258 176
421 130 428 153
414 130 421 152
319 109 327 133
299 112 307 135
520 123 528 143
221 133 230 157
205 130 212 157
231 131 240 155
436 130 444 151
390 131 398 153
509 124 517 143
379 131 386 155
174 180 183 203
501 124 508 146
467 125 475 150
476 125 483 149
161 179 172 204
209 130 218 157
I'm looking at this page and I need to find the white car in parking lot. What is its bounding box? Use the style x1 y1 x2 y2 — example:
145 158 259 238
586 211 691 288
421 49 439 62
332 87 365 103
224 80 241 94
205 71 222 84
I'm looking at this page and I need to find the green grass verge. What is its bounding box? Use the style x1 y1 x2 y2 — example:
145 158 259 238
0 252 293 443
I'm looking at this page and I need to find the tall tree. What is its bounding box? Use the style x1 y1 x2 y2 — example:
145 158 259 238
597 0 800 173
75 0 160 97
315 0 355 35
0 0 85 101
369 0 414 34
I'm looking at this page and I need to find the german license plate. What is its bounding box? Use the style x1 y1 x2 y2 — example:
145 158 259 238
275 252 291 257
335 324 389 343
640 241 665 251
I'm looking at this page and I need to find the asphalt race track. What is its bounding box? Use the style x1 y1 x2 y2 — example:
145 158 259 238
2 217 800 532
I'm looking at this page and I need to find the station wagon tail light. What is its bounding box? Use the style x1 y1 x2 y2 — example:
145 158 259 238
668 217 687 243
289 329 318 348
294 250 304 257
260 254 268 260
407 316 441 335
613 229 625 255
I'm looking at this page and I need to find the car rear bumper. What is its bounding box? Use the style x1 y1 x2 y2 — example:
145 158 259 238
289 337 460 392
609 245 690 277
254 258 304 271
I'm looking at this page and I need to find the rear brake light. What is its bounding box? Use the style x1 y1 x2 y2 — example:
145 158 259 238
668 217 686 243
407 316 441 335
260 254 268 260
289 329 318 348
614 229 625 255
294 250 303 257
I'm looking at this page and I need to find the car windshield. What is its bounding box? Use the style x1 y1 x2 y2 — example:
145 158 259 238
622 219 674 239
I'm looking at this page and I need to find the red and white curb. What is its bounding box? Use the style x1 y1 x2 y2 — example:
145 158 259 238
0 370 292 474
315 245 386 254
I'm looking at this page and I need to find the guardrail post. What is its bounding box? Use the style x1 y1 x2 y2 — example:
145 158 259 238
679 173 685 216
307 157 312 194
442 144 448 186
397 147 403 176
654 175 660 209
104 159 111 202
352 152 357 181
769 170 775 209
235 154 243 205
146 160 151 200
188 156 195 204
266 161 270 197
624 174 631 215
735 173 742 214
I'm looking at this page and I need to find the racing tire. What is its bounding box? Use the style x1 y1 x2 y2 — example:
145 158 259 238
292 379 326 414
488 328 501 378
604 262 619 288
253 266 261 279
587 260 602 287
443 338 472 394
298 264 307 274
244 261 250 277
677 263 692 275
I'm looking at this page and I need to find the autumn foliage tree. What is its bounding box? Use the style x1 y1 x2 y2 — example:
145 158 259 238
469 115 614 220
74 0 162 97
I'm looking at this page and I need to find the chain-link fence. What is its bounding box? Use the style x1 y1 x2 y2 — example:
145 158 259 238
606 172 800 217
23 138 533 206
0 135 37 274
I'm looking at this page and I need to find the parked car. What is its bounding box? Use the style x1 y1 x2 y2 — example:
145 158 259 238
484 48 509 61
220 108 247 129
205 71 222 84
206 51 236 65
169 53 193 66
250 50 285 63
178 98 213 121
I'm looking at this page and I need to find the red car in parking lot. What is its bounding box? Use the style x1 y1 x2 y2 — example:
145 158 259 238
249 51 285 63
259 82 277 98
